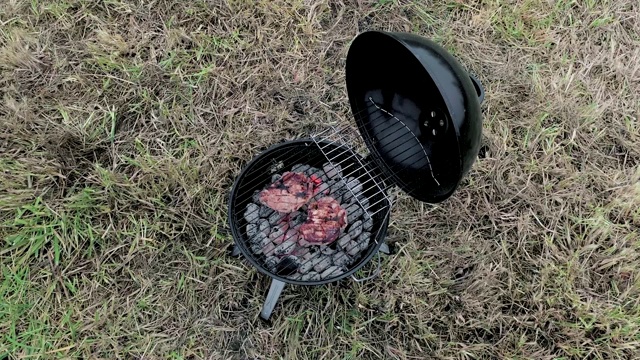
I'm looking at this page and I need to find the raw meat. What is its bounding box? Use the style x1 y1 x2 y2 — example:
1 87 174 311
299 197 348 245
258 172 322 213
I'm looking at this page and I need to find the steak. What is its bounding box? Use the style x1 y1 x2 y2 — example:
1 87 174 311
300 197 348 245
259 172 321 213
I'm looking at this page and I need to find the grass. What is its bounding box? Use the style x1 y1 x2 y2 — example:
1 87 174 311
1 0 639 358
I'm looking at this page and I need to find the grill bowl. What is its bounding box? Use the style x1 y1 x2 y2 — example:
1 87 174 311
228 139 391 285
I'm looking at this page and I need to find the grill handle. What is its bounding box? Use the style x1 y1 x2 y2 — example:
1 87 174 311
469 74 485 104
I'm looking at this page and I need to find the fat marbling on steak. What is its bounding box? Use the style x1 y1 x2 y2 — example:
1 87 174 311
259 171 322 213
300 197 348 245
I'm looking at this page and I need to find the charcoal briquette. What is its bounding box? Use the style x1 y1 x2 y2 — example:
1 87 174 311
276 255 300 276
320 266 343 279
244 203 260 224
274 239 296 256
246 223 258 238
300 271 321 281
291 164 310 173
346 203 364 223
323 162 342 179
258 219 270 234
299 256 321 273
268 211 283 226
348 220 363 239
337 233 351 248
362 216 373 231
313 257 332 273
332 251 352 268
259 205 274 218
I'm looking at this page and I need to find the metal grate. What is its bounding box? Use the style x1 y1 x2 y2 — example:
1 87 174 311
310 125 392 220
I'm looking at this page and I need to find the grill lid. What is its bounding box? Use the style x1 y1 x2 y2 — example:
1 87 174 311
345 31 484 203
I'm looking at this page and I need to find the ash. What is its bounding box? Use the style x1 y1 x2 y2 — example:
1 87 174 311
243 163 374 281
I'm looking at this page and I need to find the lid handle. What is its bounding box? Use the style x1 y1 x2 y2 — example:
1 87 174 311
469 75 485 104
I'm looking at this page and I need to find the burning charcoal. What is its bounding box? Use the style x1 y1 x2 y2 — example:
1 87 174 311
252 191 261 203
342 191 353 203
347 220 363 240
353 195 370 210
258 219 270 235
299 256 322 273
259 205 275 218
274 239 296 256
293 246 309 258
250 234 271 254
265 256 278 271
300 271 321 281
346 203 364 223
329 180 347 202
291 164 310 173
346 177 363 195
250 242 262 254
284 229 300 244
271 173 282 183
337 233 351 249
345 241 363 256
358 232 371 248
263 243 276 256
345 232 370 257
312 181 332 201
332 251 352 267
323 162 342 179
320 266 343 279
259 171 322 213
300 197 348 245
362 216 373 231
276 255 300 276
313 257 332 273
268 211 284 226
289 211 305 228
246 223 258 238
320 246 336 255
302 249 315 260
288 272 302 280
305 167 328 183
244 203 260 224
270 226 285 244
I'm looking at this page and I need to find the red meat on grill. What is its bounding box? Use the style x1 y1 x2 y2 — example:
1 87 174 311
300 197 348 245
259 172 322 213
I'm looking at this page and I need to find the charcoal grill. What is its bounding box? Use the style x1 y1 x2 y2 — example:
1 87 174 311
228 31 485 320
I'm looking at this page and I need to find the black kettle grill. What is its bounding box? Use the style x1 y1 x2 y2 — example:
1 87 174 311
228 31 485 320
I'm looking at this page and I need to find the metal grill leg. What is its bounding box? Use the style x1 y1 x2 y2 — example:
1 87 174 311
260 279 286 321
379 243 391 255
230 244 241 257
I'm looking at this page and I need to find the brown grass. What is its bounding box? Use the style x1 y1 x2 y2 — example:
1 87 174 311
1 0 639 359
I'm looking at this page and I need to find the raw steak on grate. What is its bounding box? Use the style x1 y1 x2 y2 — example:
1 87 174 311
300 197 348 245
259 172 322 213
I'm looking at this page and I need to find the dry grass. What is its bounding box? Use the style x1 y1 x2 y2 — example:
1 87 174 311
1 0 639 359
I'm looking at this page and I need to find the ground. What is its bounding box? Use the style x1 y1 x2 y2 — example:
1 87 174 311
1 0 639 359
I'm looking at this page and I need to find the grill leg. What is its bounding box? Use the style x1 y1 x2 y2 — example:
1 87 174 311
379 242 390 255
260 279 286 321
229 244 241 257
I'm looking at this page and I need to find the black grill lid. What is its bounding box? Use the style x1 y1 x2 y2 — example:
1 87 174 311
346 31 484 203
